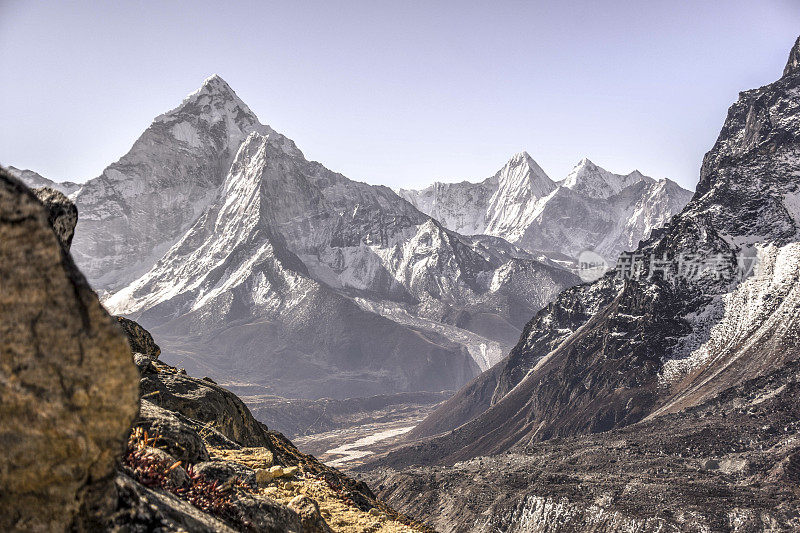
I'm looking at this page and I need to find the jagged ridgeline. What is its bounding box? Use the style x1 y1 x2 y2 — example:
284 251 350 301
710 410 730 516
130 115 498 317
0 168 428 531
361 36 800 532
399 154 692 264
8 71 692 402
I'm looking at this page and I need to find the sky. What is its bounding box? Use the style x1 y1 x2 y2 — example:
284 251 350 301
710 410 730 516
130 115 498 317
1 1 799 191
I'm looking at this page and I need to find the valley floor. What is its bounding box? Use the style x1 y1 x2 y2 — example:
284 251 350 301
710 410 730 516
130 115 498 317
298 422 419 469
244 392 444 470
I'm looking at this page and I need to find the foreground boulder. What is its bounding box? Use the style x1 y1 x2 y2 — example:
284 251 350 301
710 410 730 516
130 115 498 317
0 168 140 531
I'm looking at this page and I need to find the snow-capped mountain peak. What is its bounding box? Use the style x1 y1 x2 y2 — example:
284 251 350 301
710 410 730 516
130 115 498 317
152 74 273 150
158 74 255 119
561 158 653 199
493 151 555 198
506 150 536 167
69 76 284 292
396 151 555 238
627 169 648 181
482 151 557 238
401 152 691 263
196 73 237 96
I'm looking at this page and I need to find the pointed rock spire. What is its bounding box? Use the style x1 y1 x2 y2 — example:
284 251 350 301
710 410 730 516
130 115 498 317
496 151 556 200
196 74 236 97
154 74 263 129
783 36 800 77
508 151 534 166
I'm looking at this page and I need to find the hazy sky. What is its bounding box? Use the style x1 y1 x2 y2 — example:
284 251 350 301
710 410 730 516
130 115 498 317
1 1 799 191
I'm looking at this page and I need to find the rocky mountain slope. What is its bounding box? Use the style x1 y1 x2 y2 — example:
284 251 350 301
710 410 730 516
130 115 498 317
0 168 427 532
366 358 800 532
361 35 800 531
118 339 428 532
400 154 692 264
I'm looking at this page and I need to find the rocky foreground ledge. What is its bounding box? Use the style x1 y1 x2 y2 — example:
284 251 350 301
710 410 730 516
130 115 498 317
0 167 427 532
112 344 426 532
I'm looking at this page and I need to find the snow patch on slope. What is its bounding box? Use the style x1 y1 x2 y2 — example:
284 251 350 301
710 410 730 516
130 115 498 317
661 242 800 384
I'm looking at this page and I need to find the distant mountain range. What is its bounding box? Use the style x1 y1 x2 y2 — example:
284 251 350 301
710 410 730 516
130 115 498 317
7 166 81 196
399 153 692 264
11 76 688 400
12 76 588 398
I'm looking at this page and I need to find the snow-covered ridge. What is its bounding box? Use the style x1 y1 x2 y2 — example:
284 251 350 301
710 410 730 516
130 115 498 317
402 154 693 263
7 166 82 197
560 157 654 198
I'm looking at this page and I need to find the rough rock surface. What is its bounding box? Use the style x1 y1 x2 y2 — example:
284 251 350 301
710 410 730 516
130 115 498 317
32 186 78 249
365 359 800 532
288 495 333 533
139 371 271 448
116 316 161 358
0 168 140 531
136 401 211 463
109 473 242 533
